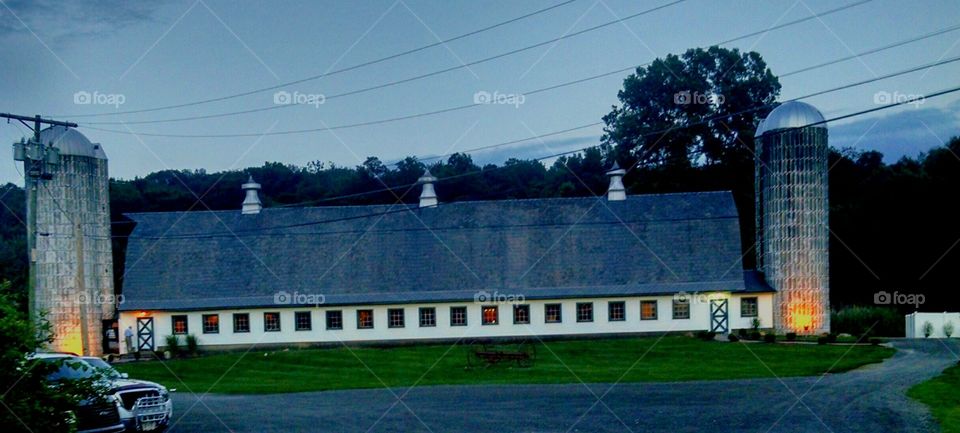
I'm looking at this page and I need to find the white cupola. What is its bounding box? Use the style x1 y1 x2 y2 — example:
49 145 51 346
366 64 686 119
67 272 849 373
606 161 627 201
241 175 262 214
418 169 438 208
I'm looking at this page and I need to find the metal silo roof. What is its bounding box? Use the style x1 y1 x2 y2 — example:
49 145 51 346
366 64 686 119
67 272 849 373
756 101 827 136
38 126 107 160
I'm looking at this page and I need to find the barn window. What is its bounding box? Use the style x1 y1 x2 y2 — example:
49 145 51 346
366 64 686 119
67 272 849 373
608 301 626 321
741 297 759 318
513 304 530 324
545 304 562 323
482 306 499 325
295 311 312 331
357 310 374 329
576 302 593 322
326 311 343 330
233 313 250 333
171 315 188 335
202 314 219 334
641 301 658 320
264 312 281 332
673 299 690 320
388 309 405 328
450 306 467 326
419 307 436 327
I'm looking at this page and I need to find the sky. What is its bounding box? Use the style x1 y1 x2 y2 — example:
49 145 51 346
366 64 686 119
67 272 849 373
1 0 959 185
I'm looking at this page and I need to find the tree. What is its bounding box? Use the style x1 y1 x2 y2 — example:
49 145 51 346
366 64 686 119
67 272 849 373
602 46 781 168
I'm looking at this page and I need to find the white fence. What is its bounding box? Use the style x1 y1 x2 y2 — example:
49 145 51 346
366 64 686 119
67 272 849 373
905 312 960 338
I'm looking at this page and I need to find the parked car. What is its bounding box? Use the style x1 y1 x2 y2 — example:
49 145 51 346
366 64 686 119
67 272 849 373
31 353 125 433
82 357 173 433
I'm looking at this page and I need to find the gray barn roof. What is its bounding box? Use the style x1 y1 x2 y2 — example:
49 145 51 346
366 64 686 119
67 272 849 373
119 191 771 311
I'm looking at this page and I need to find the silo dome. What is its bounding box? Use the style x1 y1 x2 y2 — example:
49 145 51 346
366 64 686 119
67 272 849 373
756 101 826 136
38 125 107 159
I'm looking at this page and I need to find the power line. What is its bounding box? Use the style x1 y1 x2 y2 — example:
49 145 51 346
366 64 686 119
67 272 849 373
108 83 960 240
81 21 960 130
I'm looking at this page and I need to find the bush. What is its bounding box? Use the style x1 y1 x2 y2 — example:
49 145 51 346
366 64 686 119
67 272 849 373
923 322 934 338
763 334 777 343
165 335 181 358
827 333 839 343
749 331 762 341
944 322 954 338
751 318 761 332
185 334 199 356
727 334 740 342
696 331 716 341
785 332 797 341
817 336 829 345
831 306 903 337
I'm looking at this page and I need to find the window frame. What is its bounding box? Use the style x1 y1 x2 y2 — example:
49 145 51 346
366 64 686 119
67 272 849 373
419 307 436 327
388 308 405 328
294 311 312 331
576 302 594 323
481 305 499 325
325 310 343 330
545 303 563 323
232 313 250 333
640 300 658 321
608 301 626 322
201 314 219 334
741 297 759 318
450 306 468 327
171 315 188 335
357 309 374 329
513 304 530 324
263 312 281 332
672 298 690 320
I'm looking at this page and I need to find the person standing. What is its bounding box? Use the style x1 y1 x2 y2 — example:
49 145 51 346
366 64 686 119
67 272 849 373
124 326 134 353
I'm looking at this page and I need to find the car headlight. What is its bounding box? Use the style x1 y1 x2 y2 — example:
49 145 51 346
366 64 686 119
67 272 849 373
159 388 170 401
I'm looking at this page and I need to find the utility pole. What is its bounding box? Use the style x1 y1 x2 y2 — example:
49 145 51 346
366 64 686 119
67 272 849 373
3 113 77 323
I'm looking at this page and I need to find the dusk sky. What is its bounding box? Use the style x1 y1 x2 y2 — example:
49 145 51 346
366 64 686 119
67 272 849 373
2 0 959 185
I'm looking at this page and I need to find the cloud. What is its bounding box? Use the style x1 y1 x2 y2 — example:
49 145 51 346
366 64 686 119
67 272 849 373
0 0 165 41
829 98 960 161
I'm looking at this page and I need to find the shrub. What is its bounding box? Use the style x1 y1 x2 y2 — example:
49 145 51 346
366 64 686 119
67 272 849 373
751 318 761 332
923 322 934 338
696 331 716 341
827 333 838 343
727 334 740 342
785 332 797 341
165 335 181 358
831 306 903 337
763 333 776 343
737 328 747 338
185 334 199 356
944 322 954 338
817 336 829 345
749 331 762 341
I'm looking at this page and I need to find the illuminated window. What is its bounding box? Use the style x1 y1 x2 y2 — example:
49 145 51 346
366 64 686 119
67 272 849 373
608 301 625 321
264 312 281 332
357 309 374 329
171 315 188 335
450 306 467 326
233 313 249 333
326 311 343 330
641 301 658 320
741 297 758 317
202 314 219 334
545 304 562 323
672 299 690 320
482 306 499 325
388 308 405 328
419 307 436 327
295 311 312 331
576 302 593 322
513 304 530 324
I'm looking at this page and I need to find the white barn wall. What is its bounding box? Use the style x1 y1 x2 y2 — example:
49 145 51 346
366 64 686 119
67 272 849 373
119 294 773 353
905 312 960 338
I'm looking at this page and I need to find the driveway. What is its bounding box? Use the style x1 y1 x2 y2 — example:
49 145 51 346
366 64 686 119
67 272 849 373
166 339 959 432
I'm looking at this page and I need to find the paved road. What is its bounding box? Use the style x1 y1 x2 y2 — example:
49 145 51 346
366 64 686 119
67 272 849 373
166 339 959 432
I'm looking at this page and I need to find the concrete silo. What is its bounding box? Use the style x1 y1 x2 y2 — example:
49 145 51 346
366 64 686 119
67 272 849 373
754 101 830 335
15 126 115 355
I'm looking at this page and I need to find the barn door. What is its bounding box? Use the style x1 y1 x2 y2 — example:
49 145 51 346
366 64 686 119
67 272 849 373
710 299 729 333
137 317 155 351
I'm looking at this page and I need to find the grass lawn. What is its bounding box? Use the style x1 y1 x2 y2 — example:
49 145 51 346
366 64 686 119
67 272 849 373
909 364 960 433
115 336 894 394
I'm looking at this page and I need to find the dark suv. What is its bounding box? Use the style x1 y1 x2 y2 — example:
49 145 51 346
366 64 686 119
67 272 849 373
32 353 125 433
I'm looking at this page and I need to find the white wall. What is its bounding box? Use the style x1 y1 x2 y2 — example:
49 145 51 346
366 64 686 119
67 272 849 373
905 312 960 338
118 293 773 352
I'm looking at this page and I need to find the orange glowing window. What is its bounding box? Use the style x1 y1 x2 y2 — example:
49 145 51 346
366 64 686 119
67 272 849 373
482 306 499 325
